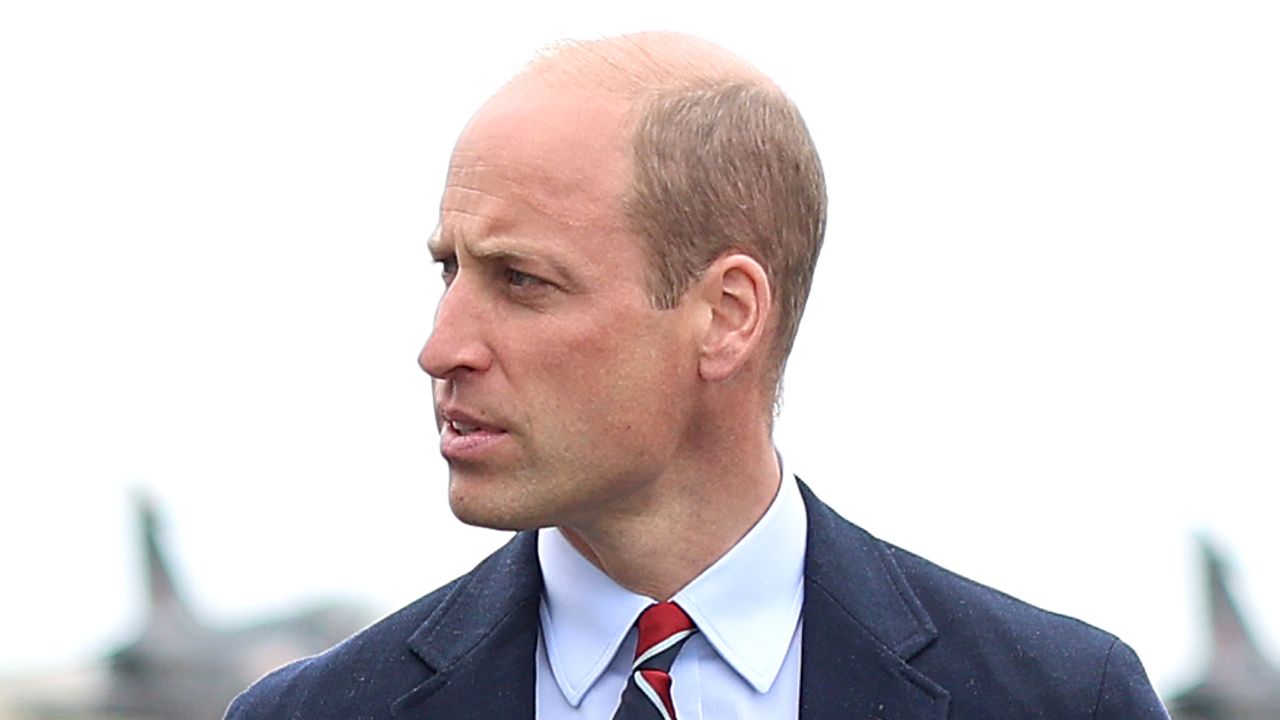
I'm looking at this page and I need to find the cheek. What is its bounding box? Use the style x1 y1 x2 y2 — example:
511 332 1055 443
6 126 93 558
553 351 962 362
503 301 690 428
572 327 688 427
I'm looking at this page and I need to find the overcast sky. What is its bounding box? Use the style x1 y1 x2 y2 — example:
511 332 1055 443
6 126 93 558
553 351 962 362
1 0 1277 696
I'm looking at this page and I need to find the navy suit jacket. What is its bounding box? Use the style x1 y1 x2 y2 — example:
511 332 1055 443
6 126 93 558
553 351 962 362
226 482 1168 719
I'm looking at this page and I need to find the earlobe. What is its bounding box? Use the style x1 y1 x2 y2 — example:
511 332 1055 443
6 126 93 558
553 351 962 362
697 253 771 382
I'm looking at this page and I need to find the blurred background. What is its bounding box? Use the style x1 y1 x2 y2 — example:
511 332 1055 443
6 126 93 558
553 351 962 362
1 1 1276 717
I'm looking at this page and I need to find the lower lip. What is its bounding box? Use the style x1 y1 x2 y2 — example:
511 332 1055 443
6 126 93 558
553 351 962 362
440 424 510 461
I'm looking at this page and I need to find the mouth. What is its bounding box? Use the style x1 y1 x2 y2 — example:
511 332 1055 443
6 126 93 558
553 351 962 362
446 419 490 436
438 410 509 461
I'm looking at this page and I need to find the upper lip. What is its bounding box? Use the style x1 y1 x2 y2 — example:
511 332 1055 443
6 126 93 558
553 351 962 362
438 406 505 433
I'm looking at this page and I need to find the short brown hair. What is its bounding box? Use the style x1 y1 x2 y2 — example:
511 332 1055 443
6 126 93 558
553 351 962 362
625 81 828 391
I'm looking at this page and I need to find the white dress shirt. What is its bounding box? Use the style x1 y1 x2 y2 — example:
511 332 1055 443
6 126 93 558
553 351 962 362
535 472 807 719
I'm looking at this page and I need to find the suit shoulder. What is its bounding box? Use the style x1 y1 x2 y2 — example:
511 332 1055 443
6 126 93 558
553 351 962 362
800 480 1120 661
224 530 541 719
881 542 1164 717
885 541 1118 652
225 577 464 719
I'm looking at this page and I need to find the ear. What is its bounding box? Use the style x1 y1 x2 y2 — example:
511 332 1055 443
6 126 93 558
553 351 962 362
694 253 772 382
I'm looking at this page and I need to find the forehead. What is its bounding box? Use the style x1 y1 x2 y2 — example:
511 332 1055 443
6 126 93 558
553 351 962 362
442 78 634 235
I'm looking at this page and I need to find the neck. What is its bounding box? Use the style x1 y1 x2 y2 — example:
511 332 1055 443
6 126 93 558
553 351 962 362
558 421 780 600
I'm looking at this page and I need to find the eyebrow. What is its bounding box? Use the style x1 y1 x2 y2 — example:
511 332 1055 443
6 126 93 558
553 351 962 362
426 228 451 261
430 195 558 261
470 244 536 265
470 242 576 285
428 228 578 286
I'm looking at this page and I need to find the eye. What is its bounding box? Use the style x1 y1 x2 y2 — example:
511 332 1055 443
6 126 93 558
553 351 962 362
438 256 458 286
505 267 546 289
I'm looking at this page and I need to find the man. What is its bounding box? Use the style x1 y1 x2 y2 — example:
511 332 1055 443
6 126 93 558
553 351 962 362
227 32 1168 719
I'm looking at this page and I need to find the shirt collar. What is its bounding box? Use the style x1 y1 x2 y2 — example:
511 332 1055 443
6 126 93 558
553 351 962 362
537 469 807 706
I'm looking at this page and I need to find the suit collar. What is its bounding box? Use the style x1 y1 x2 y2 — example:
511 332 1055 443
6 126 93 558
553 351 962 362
797 479 951 719
798 480 937 659
391 531 542 719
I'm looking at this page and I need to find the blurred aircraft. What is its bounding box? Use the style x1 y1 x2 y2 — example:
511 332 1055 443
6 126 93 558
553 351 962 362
0 495 369 720
1167 539 1280 720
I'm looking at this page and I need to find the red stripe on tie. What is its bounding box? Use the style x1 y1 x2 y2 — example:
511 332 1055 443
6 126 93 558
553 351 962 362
634 601 695 658
640 669 676 719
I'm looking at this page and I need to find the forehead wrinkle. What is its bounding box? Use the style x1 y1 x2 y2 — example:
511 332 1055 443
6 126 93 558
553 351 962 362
449 151 628 235
432 212 486 255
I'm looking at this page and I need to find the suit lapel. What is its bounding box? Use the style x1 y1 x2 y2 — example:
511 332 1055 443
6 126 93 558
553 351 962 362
798 481 951 720
390 532 542 720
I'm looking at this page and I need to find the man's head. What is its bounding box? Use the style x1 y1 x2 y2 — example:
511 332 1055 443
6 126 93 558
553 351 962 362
532 33 827 393
419 32 826 531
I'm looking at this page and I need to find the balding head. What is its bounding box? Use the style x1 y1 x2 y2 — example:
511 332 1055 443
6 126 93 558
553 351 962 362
466 32 827 409
523 31 777 97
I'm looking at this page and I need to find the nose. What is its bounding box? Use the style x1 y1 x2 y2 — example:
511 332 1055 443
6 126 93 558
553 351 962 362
418 278 492 379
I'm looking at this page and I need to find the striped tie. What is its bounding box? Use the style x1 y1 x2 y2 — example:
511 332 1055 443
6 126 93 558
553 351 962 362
612 602 698 720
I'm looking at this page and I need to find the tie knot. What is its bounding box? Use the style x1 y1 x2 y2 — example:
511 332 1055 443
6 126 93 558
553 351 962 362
616 602 697 720
634 601 697 663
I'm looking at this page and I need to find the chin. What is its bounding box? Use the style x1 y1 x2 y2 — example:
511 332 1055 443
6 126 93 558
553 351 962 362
447 479 546 532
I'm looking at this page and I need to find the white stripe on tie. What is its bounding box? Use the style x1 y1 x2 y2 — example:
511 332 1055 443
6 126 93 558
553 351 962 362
632 628 696 670
634 670 674 720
